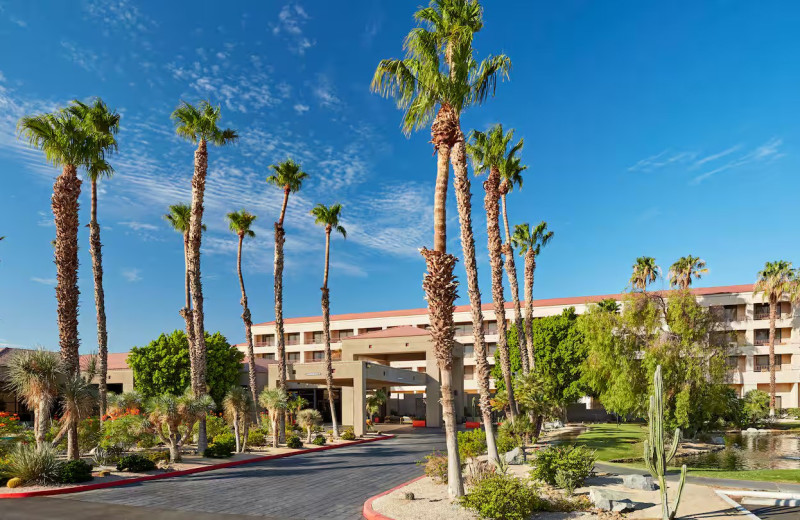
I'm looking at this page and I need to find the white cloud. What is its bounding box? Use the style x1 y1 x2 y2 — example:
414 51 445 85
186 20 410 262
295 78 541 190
31 277 57 286
692 138 784 184
627 150 696 172
692 145 741 168
83 0 156 35
293 103 310 114
313 74 340 109
60 41 101 75
37 211 54 227
10 16 26 28
119 221 158 231
272 2 315 55
121 268 142 282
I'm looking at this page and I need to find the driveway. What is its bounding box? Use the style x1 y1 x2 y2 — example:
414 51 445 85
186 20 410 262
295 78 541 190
1 429 444 520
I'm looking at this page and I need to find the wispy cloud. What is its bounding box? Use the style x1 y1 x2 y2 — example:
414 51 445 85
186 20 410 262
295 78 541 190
37 211 54 227
83 0 156 36
313 74 340 109
60 41 102 76
691 138 784 184
119 221 158 231
692 145 741 168
271 2 315 55
121 268 142 282
31 277 56 286
627 150 696 172
293 103 310 114
10 16 27 28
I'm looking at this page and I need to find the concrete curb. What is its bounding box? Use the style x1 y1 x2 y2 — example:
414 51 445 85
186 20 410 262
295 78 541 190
0 434 395 499
362 475 426 520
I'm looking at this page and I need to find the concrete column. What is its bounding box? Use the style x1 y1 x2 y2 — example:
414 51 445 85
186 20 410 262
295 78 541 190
353 366 366 436
452 355 465 423
342 386 354 427
791 383 799 408
425 355 441 428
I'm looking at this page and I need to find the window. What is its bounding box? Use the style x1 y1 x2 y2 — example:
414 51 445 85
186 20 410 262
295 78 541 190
255 334 275 346
755 354 782 372
285 333 300 346
311 351 325 361
462 345 475 358
334 329 355 340
487 343 497 356
484 321 498 335
311 331 324 344
286 352 300 362
754 303 770 320
755 329 780 346
726 356 739 369
464 366 475 380
358 327 382 334
454 323 471 336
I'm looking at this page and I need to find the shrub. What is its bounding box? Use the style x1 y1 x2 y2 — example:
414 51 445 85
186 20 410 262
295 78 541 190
6 477 23 488
93 445 124 467
57 459 94 484
311 434 326 446
458 428 487 461
530 445 595 489
786 408 800 420
247 429 267 447
194 414 230 440
145 451 171 464
496 426 518 454
212 432 236 446
418 451 448 484
116 454 157 472
6 444 61 484
204 443 234 458
742 389 771 427
459 474 543 520
341 429 356 441
286 435 303 449
100 413 151 450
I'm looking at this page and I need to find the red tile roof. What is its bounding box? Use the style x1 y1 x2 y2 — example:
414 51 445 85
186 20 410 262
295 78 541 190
346 326 431 341
79 352 130 371
254 284 755 326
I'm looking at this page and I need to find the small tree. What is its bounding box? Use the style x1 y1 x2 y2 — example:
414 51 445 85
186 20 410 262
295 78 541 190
223 386 253 453
644 366 686 520
259 388 288 448
365 389 387 421
147 392 214 462
297 408 322 443
51 372 99 458
5 349 62 449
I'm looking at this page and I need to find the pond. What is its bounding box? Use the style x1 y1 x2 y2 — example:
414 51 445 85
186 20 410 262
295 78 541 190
674 432 800 471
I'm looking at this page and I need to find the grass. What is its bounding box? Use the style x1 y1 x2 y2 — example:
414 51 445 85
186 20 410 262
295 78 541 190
687 468 800 483
570 423 647 462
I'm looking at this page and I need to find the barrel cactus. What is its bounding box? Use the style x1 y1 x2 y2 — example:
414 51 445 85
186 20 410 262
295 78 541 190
6 477 23 489
644 365 686 520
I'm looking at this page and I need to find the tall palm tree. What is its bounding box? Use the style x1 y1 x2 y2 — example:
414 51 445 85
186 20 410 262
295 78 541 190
372 0 510 491
468 124 522 420
310 203 346 438
223 385 254 453
511 222 553 370
5 349 62 450
66 99 120 423
754 260 796 416
668 255 708 290
165 203 201 388
266 158 308 442
499 152 528 373
171 100 238 453
226 209 259 423
630 256 660 291
258 387 288 448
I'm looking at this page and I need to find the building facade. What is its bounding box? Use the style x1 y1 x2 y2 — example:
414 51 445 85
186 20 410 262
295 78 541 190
240 284 800 412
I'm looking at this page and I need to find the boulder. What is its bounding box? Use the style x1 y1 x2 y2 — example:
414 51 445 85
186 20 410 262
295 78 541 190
503 447 523 465
402 491 415 501
589 487 637 512
612 499 636 512
622 474 658 491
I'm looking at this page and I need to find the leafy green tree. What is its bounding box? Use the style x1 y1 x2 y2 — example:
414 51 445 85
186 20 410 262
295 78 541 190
742 389 770 427
127 330 243 406
529 307 586 405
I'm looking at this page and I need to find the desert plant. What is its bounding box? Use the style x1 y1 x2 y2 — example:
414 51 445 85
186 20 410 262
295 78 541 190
297 408 322 443
204 436 235 458
145 451 171 464
57 459 93 484
340 429 356 441
5 444 62 485
193 413 230 440
458 428 487 462
419 451 449 484
459 473 543 520
92 445 123 467
6 477 23 489
148 392 214 462
4 349 62 449
247 429 267 447
644 365 687 520
286 435 303 449
258 387 289 448
312 434 326 446
530 445 595 490
116 454 156 472
100 411 151 450
223 385 254 453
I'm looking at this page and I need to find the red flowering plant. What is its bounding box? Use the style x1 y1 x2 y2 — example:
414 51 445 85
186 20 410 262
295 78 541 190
0 411 29 459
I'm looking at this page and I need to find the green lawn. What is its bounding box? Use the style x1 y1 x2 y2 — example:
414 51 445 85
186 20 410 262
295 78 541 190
570 423 647 462
688 468 800 483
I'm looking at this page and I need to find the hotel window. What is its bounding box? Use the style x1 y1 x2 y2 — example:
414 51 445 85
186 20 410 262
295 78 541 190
454 323 471 335
334 329 355 340
726 356 739 369
487 343 497 356
255 334 275 346
754 329 779 346
285 333 300 346
311 331 324 344
462 345 474 358
311 351 325 361
286 352 301 362
754 303 770 320
464 366 475 380
483 321 498 335
755 354 781 372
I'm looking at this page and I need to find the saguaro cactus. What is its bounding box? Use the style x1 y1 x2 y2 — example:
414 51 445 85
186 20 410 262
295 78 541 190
643 365 686 520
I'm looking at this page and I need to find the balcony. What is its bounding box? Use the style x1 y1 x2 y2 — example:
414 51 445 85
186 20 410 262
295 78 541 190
755 364 782 372
254 341 274 348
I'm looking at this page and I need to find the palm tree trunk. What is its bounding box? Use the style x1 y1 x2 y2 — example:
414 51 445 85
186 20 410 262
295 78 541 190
450 132 499 464
322 229 339 438
274 220 287 443
272 416 279 448
233 412 241 453
769 297 777 416
36 401 48 449
524 250 536 370
484 167 517 420
500 193 528 374
52 163 82 459
187 139 209 452
89 180 109 421
180 233 197 392
236 234 260 425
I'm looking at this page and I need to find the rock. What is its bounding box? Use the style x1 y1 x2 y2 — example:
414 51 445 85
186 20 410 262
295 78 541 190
622 474 658 491
589 487 635 512
744 427 760 434
711 436 725 445
612 499 636 512
503 447 523 465
402 491 415 500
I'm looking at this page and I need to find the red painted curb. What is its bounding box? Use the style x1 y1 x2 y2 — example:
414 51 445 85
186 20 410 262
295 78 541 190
1 434 395 499
362 475 426 520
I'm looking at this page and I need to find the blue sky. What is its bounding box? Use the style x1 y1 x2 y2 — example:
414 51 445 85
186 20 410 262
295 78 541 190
1 1 800 353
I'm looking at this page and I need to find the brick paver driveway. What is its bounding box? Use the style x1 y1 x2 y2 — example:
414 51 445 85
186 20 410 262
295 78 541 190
2 429 445 520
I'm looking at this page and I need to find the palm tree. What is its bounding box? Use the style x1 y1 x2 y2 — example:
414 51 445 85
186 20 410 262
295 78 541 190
266 158 308 442
165 203 201 387
171 100 238 453
498 152 528 373
468 124 522 420
226 209 259 423
310 203 346 438
754 261 796 416
5 349 62 449
223 386 254 453
631 257 660 291
147 392 214 462
67 99 120 423
297 408 322 443
669 256 708 290
258 387 288 448
50 372 99 458
511 222 554 370
372 0 510 493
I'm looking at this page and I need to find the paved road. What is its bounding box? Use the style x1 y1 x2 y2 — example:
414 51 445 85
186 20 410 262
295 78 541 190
2 430 445 520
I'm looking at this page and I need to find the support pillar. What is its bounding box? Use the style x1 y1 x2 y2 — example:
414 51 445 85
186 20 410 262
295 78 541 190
353 366 366 436
452 354 465 423
425 355 441 428
342 386 354 427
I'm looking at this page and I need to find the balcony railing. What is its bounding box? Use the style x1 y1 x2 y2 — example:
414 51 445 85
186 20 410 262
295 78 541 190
254 341 274 348
754 310 793 320
755 364 782 372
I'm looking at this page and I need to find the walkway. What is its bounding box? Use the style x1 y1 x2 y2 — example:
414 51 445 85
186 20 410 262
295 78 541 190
2 429 444 520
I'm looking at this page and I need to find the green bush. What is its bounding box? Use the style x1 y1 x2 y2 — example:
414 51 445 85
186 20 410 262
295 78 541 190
57 459 94 484
247 429 267 447
6 444 61 484
341 429 356 441
100 413 151 450
418 451 448 484
312 434 326 446
212 432 236 446
530 445 595 489
145 451 170 464
194 414 231 440
204 435 235 458
92 445 125 467
496 425 518 454
460 474 543 520
742 390 771 427
786 408 800 420
286 435 303 449
458 428 487 461
116 454 157 472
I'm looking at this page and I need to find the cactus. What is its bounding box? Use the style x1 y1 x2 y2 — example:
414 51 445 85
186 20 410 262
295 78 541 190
6 477 23 489
643 365 686 520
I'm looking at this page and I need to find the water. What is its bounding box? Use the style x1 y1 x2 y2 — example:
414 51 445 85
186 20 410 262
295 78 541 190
674 432 800 471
